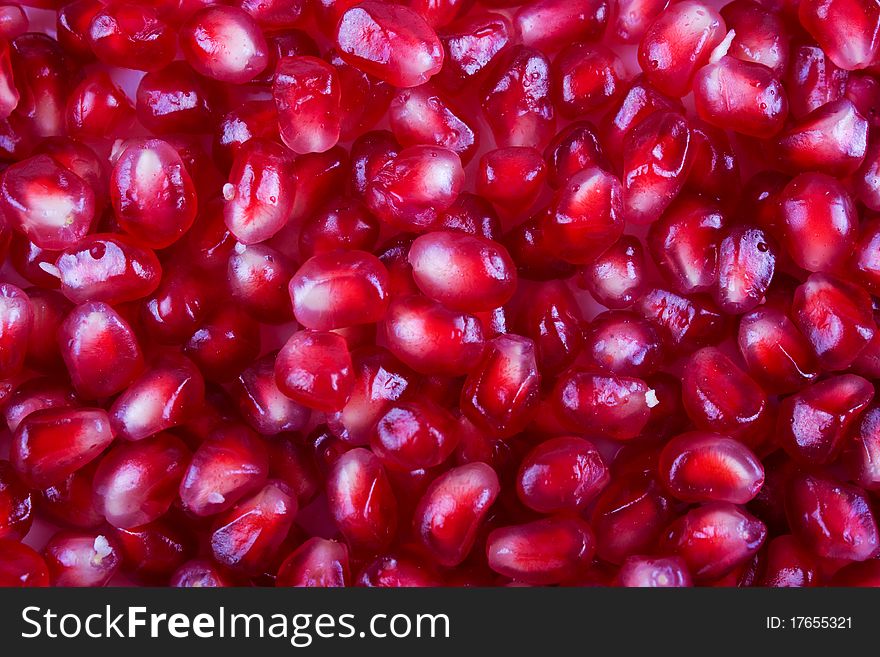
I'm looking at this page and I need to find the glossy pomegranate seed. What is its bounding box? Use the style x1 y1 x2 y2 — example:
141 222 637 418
738 307 819 393
515 0 608 51
327 448 398 552
759 534 819 587
0 283 31 380
487 517 595 585
240 0 307 28
622 111 693 225
223 138 296 245
0 539 49 587
335 1 444 88
44 531 121 587
476 147 545 211
798 0 880 71
771 98 868 176
658 431 764 504
389 84 478 164
637 287 726 352
277 538 350 587
210 480 298 574
170 559 234 587
584 311 662 378
720 0 790 74
516 436 608 513
482 46 555 149
356 554 440 587
616 555 691 587
847 405 880 490
0 460 32 540
713 225 776 314
180 6 267 83
611 0 668 43
519 281 584 374
370 398 458 470
777 374 874 465
436 12 510 91
273 56 341 155
4 377 77 434
638 1 726 97
685 121 740 208
792 273 876 371
554 369 655 440
234 354 310 436
663 503 766 582
785 42 848 119
414 462 499 566
0 5 26 40
38 461 104 530
693 57 788 137
580 236 645 308
66 71 134 139
111 520 192 584
787 472 879 561
552 43 625 118
88 3 176 72
93 433 189 529
543 122 607 188
184 306 261 382
135 62 213 135
682 347 769 446
275 330 354 412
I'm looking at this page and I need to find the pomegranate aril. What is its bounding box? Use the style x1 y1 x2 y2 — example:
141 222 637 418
273 56 341 155
518 280 584 374
335 1 444 88
612 0 668 43
275 330 354 412
277 538 350 587
662 503 766 582
135 62 214 135
327 448 398 552
580 236 645 309
356 555 440 587
787 472 879 561
785 42 848 119
798 0 880 71
414 462 499 566
93 433 189 529
436 12 511 91
240 0 307 28
793 273 875 371
88 3 176 72
170 559 234 587
517 436 608 514
487 517 595 585
638 0 726 97
228 243 295 324
44 531 121 587
553 43 625 118
638 287 726 352
584 310 662 378
0 460 32 540
760 535 819 587
0 5 26 40
685 121 740 209
778 373 874 465
185 306 261 382
544 121 608 188
720 0 790 74
66 71 134 139
111 521 192 585
235 354 310 436
0 539 49 587
370 398 458 470
515 0 609 51
738 307 820 393
38 461 104 530
0 283 31 380
713 225 776 314
482 46 555 149
210 480 298 574
180 6 268 83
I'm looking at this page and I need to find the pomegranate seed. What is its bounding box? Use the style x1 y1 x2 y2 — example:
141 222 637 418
437 12 511 91
390 84 478 164
0 460 32 540
516 436 608 513
738 307 820 393
0 5 26 40
771 98 868 176
88 3 176 72
544 121 607 188
778 373 874 465
185 306 261 382
611 0 668 43
38 461 104 530
616 555 691 587
584 310 662 378
414 462 499 566
275 330 354 411
277 538 350 587
785 42 848 118
170 559 234 587
662 503 766 582
335 1 444 88
44 531 121 587
66 71 134 139
273 56 341 155
622 111 693 225
4 377 77 434
383 295 485 375
234 354 310 436
0 283 31 379
694 57 788 137
847 405 880 490
210 480 297 574
515 0 608 51
0 539 49 587
327 448 398 552
136 62 214 135
180 6 268 83
798 0 880 70
787 472 879 561
553 43 625 118
793 273 876 371
487 517 595 585
356 555 439 587
518 281 585 374
476 147 546 211
240 0 307 28
638 287 726 352
482 46 555 149
111 520 192 584
370 398 458 470
713 225 777 314
638 1 726 97
580 236 645 309
93 433 189 529
720 0 790 74
760 534 819 587
554 369 655 440
685 121 741 208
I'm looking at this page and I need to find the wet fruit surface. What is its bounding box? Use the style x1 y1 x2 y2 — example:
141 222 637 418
0 0 879 588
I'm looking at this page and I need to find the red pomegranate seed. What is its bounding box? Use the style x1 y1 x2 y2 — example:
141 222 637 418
273 56 341 155
515 0 608 51
275 330 354 411
226 243 294 324
694 57 788 137
4 377 77 434
616 555 691 587
66 71 134 139
38 461 104 530
552 43 625 118
738 307 819 393
276 538 350 587
713 225 776 314
327 448 398 552
185 306 261 382
685 121 740 208
517 436 608 513
370 398 458 470
476 147 545 211
414 462 499 566
777 373 874 465
436 12 511 91
482 46 555 150
0 459 32 540
637 287 726 352
135 62 214 135
356 555 439 587
0 5 26 40
785 42 848 118
390 84 478 164
543 121 607 188
638 0 726 97
335 1 444 88
662 503 766 582
44 530 121 587
720 0 790 74
0 539 49 587
210 480 298 574
847 405 880 490
580 236 645 309
179 424 268 517
234 354 310 436
787 472 879 561
792 273 876 371
180 6 268 83
111 520 192 585
798 0 880 71
240 0 307 28
759 534 819 587
518 280 584 374
487 517 595 585
0 283 31 380
93 433 190 529
87 3 175 72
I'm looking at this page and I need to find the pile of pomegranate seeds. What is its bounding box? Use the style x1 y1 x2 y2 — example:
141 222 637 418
3 0 880 589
